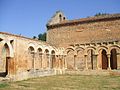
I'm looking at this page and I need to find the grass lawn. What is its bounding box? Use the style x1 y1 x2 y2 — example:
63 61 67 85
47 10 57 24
0 74 120 90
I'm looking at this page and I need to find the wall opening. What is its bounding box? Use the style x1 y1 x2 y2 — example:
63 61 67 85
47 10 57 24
37 48 42 69
59 14 62 22
66 49 74 69
44 49 49 69
101 49 108 69
110 49 117 69
51 50 55 69
28 46 35 70
0 44 10 77
87 49 97 70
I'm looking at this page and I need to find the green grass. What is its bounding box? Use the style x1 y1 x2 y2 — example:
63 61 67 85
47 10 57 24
0 83 9 88
1 75 120 90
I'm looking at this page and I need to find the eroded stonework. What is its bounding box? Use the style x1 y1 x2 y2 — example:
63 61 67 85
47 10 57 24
0 11 120 81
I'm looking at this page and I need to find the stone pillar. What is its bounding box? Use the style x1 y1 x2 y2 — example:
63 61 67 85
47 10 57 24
40 53 43 69
74 55 77 70
84 55 88 70
64 55 67 69
96 54 102 70
48 55 51 69
107 54 111 70
31 52 35 71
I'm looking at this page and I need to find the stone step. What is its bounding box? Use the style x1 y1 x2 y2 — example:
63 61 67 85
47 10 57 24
65 70 120 75
0 77 10 82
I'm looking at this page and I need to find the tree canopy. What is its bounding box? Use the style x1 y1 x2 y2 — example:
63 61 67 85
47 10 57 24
33 32 46 41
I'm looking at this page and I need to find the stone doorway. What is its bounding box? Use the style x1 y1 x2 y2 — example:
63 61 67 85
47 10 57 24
0 44 9 77
110 49 117 69
101 49 108 69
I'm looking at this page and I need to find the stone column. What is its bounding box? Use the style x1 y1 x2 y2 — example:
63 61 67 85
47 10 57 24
107 54 111 70
64 55 67 69
74 55 77 70
96 54 102 70
84 55 88 70
62 56 64 69
40 53 43 69
48 55 51 69
32 52 35 71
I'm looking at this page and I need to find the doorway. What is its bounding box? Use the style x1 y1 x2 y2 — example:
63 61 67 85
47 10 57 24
101 49 108 69
110 49 117 69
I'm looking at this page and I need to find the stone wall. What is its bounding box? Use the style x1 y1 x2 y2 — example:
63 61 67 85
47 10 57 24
47 19 120 47
0 32 63 81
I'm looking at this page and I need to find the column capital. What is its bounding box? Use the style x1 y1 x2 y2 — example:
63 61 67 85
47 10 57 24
107 54 111 58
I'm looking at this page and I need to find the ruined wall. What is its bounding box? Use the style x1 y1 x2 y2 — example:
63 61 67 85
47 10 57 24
0 32 59 79
47 19 120 47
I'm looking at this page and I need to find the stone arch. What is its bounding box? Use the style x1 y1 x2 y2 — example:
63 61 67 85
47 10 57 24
28 46 35 53
28 43 36 52
110 49 117 69
86 47 97 70
44 46 51 55
65 47 75 55
109 45 120 53
101 49 108 69
65 48 75 69
36 45 44 53
86 46 96 54
36 48 43 69
0 43 10 77
108 45 120 70
0 38 3 42
97 46 108 54
75 47 85 55
44 49 50 69
75 47 85 70
28 46 35 70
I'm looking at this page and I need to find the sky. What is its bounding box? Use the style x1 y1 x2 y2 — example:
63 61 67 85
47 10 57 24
0 0 120 38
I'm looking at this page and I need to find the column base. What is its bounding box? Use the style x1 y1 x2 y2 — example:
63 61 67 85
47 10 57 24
97 67 102 70
84 68 88 71
107 67 111 70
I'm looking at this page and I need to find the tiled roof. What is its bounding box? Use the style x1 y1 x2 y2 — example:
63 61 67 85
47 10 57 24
0 32 48 45
47 13 120 29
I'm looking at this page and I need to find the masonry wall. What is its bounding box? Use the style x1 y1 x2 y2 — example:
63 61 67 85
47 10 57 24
47 19 120 47
0 33 56 78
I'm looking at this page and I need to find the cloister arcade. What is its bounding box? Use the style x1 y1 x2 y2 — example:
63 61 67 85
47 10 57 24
0 35 120 79
65 42 120 70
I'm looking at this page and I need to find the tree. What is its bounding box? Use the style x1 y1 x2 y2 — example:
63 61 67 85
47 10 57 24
95 13 109 17
33 36 37 39
38 32 46 41
33 32 46 41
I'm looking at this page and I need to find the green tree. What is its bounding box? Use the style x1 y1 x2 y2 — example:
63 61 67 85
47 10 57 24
95 13 109 16
33 36 37 39
33 32 46 41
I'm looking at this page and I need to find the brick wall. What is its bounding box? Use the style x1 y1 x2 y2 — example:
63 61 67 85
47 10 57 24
47 19 120 47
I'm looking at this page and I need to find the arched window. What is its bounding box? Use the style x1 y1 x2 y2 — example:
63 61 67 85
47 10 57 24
28 46 35 54
59 14 62 22
45 49 49 58
44 49 49 68
37 48 42 55
37 48 42 69
0 43 10 77
101 49 108 69
110 49 117 69
63 17 66 20
28 46 35 69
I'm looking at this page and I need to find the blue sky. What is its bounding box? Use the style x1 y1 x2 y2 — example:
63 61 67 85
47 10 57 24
0 0 120 38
